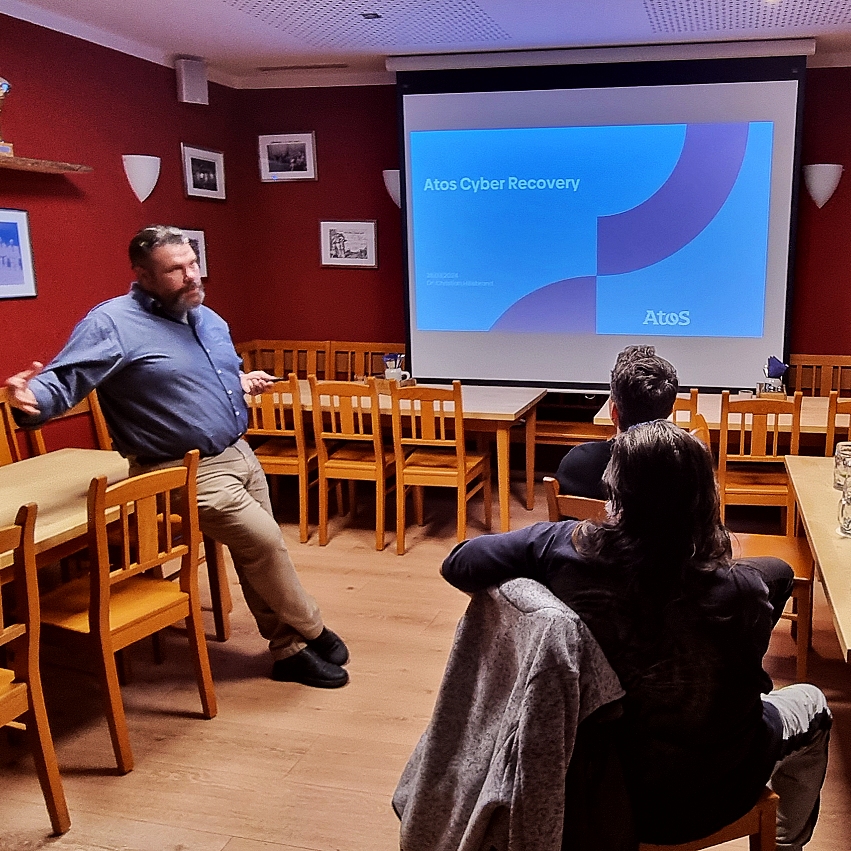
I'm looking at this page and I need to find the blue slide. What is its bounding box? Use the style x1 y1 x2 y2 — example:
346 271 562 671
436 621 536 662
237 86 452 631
410 122 773 337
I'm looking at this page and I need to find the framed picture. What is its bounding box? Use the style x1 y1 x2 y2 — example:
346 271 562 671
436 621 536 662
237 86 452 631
0 209 36 299
181 143 226 200
320 220 377 268
258 132 317 182
182 229 208 277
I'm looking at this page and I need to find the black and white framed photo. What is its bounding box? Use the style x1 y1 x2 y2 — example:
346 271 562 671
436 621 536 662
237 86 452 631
0 209 36 299
320 220 377 268
181 143 226 200
182 229 208 277
258 132 317 182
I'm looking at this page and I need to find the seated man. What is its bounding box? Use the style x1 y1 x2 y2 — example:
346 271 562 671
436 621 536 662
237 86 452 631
555 345 678 499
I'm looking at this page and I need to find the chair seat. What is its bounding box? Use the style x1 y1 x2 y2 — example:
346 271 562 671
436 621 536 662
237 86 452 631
41 575 189 636
0 666 17 691
326 444 395 476
403 448 488 478
255 437 317 464
732 532 813 578
724 469 789 498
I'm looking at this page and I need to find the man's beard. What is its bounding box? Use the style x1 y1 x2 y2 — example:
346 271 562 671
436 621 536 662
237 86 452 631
169 281 205 314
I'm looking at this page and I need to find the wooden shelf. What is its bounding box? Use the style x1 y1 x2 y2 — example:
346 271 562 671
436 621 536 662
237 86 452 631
0 155 92 174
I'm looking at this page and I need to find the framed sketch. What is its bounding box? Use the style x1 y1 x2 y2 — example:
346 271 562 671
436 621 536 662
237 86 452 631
258 132 317 182
181 143 226 200
0 209 36 299
320 220 377 268
182 229 208 277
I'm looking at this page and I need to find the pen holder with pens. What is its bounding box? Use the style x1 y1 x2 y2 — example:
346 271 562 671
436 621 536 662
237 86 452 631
383 353 412 384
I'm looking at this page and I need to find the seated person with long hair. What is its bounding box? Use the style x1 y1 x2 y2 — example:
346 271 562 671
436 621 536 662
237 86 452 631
443 420 830 850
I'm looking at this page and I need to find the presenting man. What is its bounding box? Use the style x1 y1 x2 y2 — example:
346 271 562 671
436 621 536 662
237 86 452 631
5 225 349 689
555 344 678 499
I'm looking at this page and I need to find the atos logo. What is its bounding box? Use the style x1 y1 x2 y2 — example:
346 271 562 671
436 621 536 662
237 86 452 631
643 309 691 326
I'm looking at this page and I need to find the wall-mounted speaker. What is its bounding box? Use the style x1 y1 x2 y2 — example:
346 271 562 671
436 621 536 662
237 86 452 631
175 58 209 105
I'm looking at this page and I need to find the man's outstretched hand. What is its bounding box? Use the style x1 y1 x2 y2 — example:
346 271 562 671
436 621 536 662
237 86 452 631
4 361 43 415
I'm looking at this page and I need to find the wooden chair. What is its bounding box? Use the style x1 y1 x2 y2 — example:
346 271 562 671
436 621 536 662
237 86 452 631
826 389 851 456
246 374 317 543
0 392 22 465
390 380 491 555
638 787 777 851
308 375 395 550
543 476 607 523
671 388 699 431
731 530 814 682
39 450 217 774
236 339 331 379
329 341 406 380
787 354 851 397
0 504 71 835
718 390 803 536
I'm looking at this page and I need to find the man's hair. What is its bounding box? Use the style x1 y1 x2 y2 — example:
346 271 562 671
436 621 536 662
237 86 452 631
609 345 678 431
128 225 188 269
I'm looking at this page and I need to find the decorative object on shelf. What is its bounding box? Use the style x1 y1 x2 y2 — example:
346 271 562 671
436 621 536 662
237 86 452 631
258 132 317 182
122 154 160 202
383 169 401 207
803 163 843 208
181 143 225 200
0 76 12 157
320 220 377 268
182 228 207 277
0 208 36 299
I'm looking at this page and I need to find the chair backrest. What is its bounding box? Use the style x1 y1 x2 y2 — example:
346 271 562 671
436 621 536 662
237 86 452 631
543 476 607 523
236 339 331 379
719 390 802 465
329 341 406 381
689 412 712 449
308 375 384 461
245 374 306 445
787 354 851 397
670 388 699 430
0 388 112 457
0 503 38 670
826 389 851 456
87 451 200 634
0 392 22 466
390 379 465 462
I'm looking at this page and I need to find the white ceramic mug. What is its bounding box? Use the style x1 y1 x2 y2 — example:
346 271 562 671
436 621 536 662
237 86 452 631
385 368 410 382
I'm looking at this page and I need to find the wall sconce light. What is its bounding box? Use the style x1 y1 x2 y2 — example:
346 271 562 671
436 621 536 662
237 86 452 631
122 154 161 202
383 169 401 207
803 163 843 209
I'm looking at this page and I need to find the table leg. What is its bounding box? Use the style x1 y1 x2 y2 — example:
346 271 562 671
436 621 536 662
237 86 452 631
496 425 511 532
525 407 536 511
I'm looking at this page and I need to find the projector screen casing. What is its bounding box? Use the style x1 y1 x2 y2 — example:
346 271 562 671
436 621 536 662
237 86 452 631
396 56 806 391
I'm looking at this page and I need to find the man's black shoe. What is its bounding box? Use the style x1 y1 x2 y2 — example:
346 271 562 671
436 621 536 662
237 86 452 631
271 648 349 689
306 627 350 666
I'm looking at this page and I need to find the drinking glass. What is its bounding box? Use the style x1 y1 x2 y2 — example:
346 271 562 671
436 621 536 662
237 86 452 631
834 442 851 490
839 459 851 537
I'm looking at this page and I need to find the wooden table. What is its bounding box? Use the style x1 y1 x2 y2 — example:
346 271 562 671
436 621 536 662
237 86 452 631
0 449 129 570
287 380 546 532
594 392 843 435
785 455 851 664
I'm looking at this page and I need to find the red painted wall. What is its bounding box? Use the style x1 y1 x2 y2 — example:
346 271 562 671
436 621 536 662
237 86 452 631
0 13 849 390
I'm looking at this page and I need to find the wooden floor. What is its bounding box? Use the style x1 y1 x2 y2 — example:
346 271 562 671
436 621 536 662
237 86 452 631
1 481 850 850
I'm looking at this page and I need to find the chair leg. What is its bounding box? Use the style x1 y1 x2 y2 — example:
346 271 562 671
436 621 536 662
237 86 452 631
298 471 309 544
96 641 134 773
319 475 330 546
24 683 71 834
375 477 386 551
457 486 467 542
204 535 231 642
414 486 425 526
396 480 407 555
186 596 218 720
348 480 357 517
795 584 812 683
483 461 493 530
